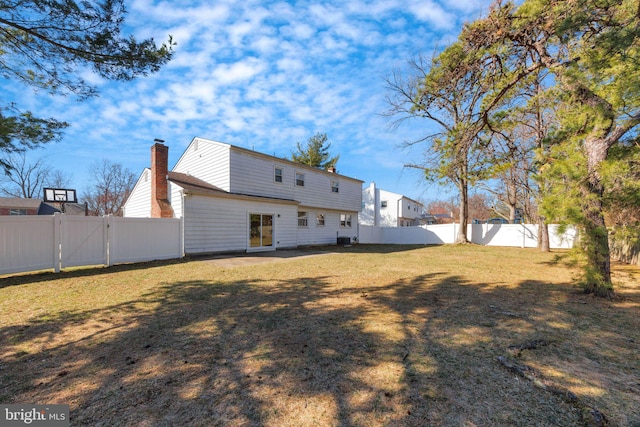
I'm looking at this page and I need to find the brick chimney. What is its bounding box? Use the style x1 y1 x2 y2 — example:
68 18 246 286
151 142 174 218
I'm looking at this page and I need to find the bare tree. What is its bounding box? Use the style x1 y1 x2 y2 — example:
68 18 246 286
47 169 73 189
0 152 71 198
385 50 496 243
83 159 136 216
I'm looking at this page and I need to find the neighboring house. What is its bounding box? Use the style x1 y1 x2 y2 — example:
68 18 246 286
0 197 85 215
360 182 426 227
123 138 363 254
0 197 84 215
432 212 455 224
0 198 47 215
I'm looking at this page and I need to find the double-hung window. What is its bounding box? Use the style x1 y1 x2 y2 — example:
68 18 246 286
274 167 283 183
298 211 308 227
331 181 339 193
340 214 352 228
316 213 325 226
295 172 305 187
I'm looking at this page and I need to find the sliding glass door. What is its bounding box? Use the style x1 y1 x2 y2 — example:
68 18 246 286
249 213 273 249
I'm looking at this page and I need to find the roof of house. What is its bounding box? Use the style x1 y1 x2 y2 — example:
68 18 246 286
168 171 299 205
45 201 86 215
168 171 226 193
0 197 43 209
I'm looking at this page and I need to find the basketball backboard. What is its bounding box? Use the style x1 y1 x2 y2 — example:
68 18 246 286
44 188 78 203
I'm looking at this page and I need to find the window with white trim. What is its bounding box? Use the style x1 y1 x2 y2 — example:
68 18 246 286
295 172 305 187
381 201 388 208
316 213 325 226
331 180 339 193
298 211 308 227
340 213 352 228
274 167 283 183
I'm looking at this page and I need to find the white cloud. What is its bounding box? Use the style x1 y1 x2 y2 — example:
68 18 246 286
408 1 455 29
251 35 279 54
281 22 315 40
276 57 305 72
212 58 266 84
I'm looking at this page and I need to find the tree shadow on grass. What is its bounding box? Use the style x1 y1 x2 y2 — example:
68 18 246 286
0 258 190 290
1 269 638 426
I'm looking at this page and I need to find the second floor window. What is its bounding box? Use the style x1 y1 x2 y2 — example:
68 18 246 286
274 167 283 183
295 172 305 187
331 181 339 193
381 201 388 208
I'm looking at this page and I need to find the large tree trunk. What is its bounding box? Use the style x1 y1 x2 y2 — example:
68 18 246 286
538 216 550 252
581 136 613 297
506 180 518 223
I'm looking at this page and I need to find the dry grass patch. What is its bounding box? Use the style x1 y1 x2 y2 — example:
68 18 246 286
1 245 639 426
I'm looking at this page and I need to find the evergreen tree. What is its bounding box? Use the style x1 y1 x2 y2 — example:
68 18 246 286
291 133 339 170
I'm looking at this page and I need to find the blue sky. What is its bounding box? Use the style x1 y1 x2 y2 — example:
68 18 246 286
6 0 493 203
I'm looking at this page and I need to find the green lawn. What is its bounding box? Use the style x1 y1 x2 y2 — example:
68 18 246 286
1 245 638 426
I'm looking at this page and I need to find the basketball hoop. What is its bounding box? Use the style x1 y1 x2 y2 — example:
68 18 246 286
44 188 78 203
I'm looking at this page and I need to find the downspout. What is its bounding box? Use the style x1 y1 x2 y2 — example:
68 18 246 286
180 189 186 257
372 183 378 227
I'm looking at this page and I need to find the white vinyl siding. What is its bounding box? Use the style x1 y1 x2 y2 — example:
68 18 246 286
173 138 231 191
295 210 358 246
182 195 297 254
227 147 362 212
168 182 183 218
123 168 152 217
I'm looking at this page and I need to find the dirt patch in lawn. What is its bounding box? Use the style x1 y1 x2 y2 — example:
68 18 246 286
194 248 338 268
1 245 638 426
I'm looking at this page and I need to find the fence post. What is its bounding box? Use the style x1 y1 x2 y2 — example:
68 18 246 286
180 216 185 257
53 212 61 273
106 215 113 267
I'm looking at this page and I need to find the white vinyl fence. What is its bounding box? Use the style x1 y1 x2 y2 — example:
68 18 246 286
1 213 183 275
358 223 577 249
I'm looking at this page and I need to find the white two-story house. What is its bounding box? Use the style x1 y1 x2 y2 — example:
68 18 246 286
124 138 363 254
360 182 426 227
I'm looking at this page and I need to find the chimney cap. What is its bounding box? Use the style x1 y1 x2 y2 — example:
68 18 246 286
154 138 165 143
